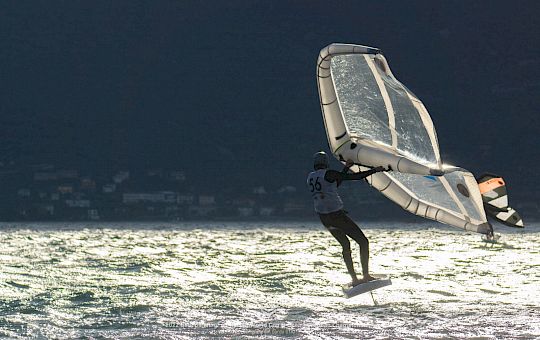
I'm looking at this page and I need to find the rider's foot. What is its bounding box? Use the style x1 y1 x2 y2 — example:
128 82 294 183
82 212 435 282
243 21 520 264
360 274 376 283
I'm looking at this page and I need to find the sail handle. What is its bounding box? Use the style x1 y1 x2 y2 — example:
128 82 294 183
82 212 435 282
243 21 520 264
336 139 444 176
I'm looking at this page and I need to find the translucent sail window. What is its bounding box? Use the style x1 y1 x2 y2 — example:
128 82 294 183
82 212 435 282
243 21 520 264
331 55 392 146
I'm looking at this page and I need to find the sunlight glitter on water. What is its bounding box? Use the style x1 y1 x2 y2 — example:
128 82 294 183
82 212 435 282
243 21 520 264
0 221 538 339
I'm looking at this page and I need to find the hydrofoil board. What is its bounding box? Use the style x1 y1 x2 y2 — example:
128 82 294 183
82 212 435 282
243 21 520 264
342 275 392 298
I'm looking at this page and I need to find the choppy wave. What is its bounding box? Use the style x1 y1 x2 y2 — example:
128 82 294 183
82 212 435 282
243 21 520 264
0 221 539 339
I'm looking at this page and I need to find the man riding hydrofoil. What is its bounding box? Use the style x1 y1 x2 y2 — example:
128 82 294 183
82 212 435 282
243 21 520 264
307 151 388 286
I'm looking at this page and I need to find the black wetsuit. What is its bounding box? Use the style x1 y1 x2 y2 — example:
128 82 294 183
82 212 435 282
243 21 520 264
318 166 379 280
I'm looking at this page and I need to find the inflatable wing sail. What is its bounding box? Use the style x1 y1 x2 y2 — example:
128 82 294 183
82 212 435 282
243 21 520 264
317 43 491 234
477 173 524 228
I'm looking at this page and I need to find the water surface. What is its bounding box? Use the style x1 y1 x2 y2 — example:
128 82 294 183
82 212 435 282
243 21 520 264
0 221 538 339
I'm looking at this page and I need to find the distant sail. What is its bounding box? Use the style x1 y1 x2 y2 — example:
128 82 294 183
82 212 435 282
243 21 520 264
317 43 491 234
477 173 524 228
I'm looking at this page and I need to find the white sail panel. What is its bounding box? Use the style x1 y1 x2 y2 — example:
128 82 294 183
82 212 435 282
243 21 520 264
331 55 392 147
330 53 438 166
389 173 460 214
317 43 490 234
443 171 486 222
